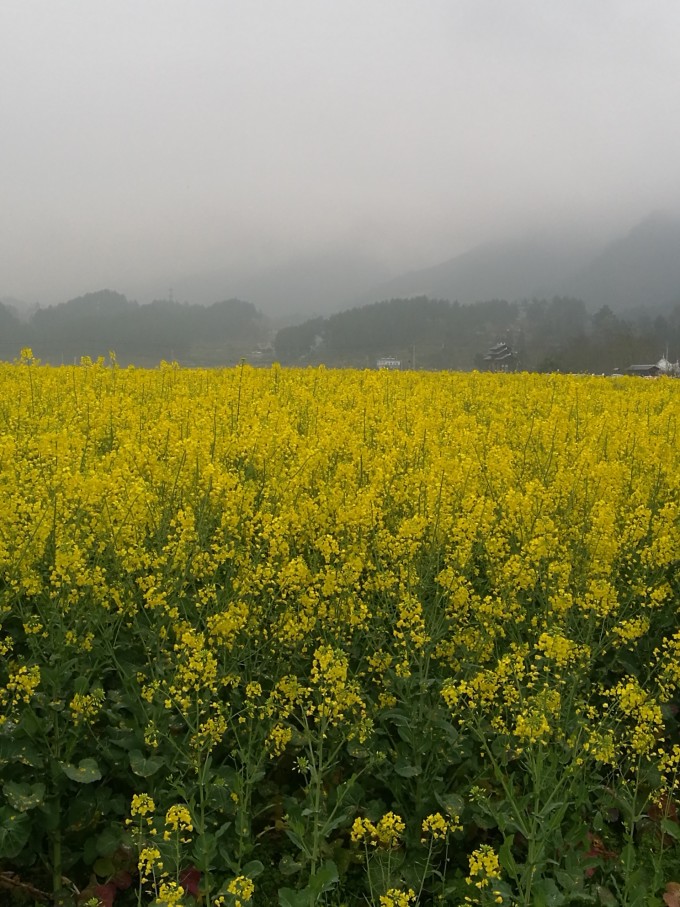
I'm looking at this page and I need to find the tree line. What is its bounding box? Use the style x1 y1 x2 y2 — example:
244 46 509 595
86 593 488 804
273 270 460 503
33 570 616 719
2 290 677 372
274 296 679 373
0 291 267 366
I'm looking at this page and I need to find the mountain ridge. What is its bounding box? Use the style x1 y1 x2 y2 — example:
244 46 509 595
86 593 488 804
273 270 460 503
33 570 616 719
361 212 680 313
562 211 680 311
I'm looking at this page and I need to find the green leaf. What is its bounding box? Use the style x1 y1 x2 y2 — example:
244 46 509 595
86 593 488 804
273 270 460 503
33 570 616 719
66 792 98 831
242 859 264 878
0 733 44 769
83 835 100 865
0 808 32 858
308 860 338 897
93 857 116 877
129 749 164 778
323 810 351 834
73 676 90 695
394 757 420 778
346 739 370 759
278 886 312 907
470 809 498 830
279 886 328 907
60 758 102 783
539 798 568 819
433 717 460 743
279 854 303 877
434 791 464 818
396 724 414 744
284 827 305 851
381 709 411 726
38 801 62 832
215 820 233 841
3 781 45 811
532 877 566 907
207 784 235 813
661 818 680 840
619 841 637 872
193 830 218 870
96 825 123 857
498 833 518 876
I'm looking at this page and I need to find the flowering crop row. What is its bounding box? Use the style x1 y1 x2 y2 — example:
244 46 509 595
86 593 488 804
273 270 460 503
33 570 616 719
2 356 680 905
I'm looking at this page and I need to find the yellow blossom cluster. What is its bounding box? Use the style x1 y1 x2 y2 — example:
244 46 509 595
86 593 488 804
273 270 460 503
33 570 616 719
467 844 502 887
137 845 163 882
3 361 680 902
466 845 504 903
164 804 193 841
69 688 105 726
421 811 462 841
225 875 255 906
379 888 417 907
351 812 406 848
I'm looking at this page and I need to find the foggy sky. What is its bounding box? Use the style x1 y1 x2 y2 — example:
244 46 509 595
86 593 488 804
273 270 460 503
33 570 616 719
2 1 680 306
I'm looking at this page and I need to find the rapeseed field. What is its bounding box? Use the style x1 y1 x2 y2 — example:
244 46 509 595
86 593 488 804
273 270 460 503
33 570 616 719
2 354 680 906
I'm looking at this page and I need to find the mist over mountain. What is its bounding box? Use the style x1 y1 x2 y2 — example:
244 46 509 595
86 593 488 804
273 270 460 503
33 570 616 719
362 232 595 307
0 297 36 321
562 212 680 312
359 213 680 314
3 213 679 331
169 250 394 320
5 3 680 321
3 208 680 371
161 212 680 320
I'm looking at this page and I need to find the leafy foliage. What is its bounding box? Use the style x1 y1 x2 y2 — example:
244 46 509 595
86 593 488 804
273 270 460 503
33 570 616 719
2 361 680 904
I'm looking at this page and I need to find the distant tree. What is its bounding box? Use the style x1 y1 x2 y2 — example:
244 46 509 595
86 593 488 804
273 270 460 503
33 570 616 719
274 318 325 364
199 299 262 341
0 302 23 360
22 290 266 365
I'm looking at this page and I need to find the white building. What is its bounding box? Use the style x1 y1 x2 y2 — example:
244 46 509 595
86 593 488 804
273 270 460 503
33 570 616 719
377 357 401 370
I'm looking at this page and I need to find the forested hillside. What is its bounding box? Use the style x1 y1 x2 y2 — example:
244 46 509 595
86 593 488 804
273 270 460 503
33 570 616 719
0 291 269 366
274 296 679 373
2 289 678 373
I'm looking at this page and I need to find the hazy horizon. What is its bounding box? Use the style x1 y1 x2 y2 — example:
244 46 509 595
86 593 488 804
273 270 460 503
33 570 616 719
3 1 680 308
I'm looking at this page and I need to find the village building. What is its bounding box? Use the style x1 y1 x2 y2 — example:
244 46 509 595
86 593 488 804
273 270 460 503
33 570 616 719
483 341 516 371
626 356 680 377
377 357 401 370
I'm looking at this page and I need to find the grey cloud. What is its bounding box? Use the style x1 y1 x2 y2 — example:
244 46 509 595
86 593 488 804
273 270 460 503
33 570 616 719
1 0 680 306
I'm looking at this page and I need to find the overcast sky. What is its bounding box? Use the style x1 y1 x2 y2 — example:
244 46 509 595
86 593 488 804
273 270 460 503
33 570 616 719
2 1 680 305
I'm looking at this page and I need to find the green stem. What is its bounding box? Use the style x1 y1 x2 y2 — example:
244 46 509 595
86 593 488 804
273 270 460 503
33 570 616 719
474 721 531 840
309 723 325 877
52 826 62 900
417 838 435 902
621 765 642 907
197 750 213 905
